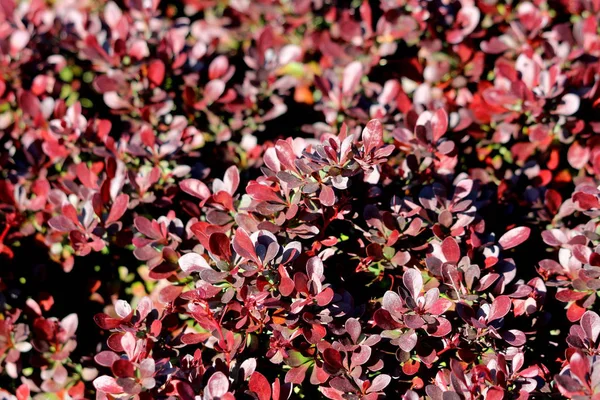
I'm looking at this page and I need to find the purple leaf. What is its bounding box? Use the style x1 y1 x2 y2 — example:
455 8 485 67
382 291 403 315
502 329 526 346
581 310 600 344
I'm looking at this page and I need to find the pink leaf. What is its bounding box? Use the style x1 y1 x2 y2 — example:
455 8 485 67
362 119 384 154
568 351 590 384
285 364 308 384
345 318 361 343
179 252 210 274
204 79 225 104
93 376 123 394
498 227 530 250
180 179 211 200
367 374 391 393
223 166 240 194
403 269 423 300
319 185 335 207
206 372 230 399
567 142 590 169
134 217 161 239
48 216 77 232
342 61 363 96
95 351 119 367
554 93 580 116
382 291 403 315
103 92 130 110
275 140 297 171
209 56 229 80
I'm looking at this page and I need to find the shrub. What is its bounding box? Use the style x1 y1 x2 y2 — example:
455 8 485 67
0 0 600 399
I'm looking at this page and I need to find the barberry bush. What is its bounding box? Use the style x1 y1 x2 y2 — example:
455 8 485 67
1 0 600 398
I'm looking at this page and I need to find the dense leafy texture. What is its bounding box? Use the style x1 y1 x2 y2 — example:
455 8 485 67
1 0 600 399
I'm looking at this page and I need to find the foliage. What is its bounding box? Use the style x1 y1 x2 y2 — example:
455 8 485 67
1 0 600 398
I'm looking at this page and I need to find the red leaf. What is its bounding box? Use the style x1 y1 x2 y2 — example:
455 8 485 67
232 228 257 262
275 140 297 171
441 237 460 263
134 217 162 239
432 109 449 142
112 359 135 378
106 194 129 226
249 372 272 400
485 387 505 400
76 163 99 189
315 288 334 306
323 348 344 371
567 302 587 322
488 295 511 322
148 59 166 86
19 91 41 118
569 351 590 384
209 232 232 261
